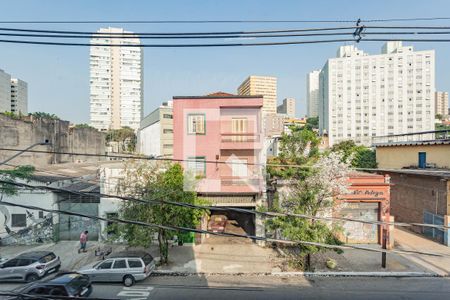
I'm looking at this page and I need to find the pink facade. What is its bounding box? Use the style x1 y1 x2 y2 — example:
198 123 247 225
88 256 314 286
173 95 264 196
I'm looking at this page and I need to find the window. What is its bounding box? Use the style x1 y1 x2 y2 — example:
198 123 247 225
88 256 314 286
127 259 143 268
163 114 173 119
16 259 33 267
142 254 154 265
38 211 44 219
163 128 173 134
187 156 206 177
97 260 113 269
2 259 18 268
232 117 248 141
187 114 206 134
11 214 26 227
113 259 127 269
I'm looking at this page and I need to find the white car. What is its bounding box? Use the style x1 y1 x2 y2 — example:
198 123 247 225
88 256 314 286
79 251 156 287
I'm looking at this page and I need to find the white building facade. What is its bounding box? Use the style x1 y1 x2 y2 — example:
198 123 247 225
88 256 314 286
307 70 321 117
10 78 28 114
90 27 143 131
319 42 435 146
0 69 12 113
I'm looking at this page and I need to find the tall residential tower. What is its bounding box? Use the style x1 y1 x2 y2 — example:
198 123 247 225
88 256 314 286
90 27 143 131
435 91 449 117
306 70 320 117
237 76 277 114
319 42 435 146
277 97 296 117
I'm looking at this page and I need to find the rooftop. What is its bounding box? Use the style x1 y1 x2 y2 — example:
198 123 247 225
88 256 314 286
372 129 450 147
375 168 450 179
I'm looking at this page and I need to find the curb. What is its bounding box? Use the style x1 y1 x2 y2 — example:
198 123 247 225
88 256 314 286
153 270 444 278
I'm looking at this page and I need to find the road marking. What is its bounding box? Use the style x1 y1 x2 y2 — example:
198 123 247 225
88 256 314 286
117 286 154 299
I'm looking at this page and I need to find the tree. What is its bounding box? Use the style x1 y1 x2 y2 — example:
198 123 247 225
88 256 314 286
111 162 206 264
305 116 319 130
106 127 137 153
267 126 321 180
74 123 96 130
266 152 350 270
29 112 60 120
331 140 377 169
0 165 35 197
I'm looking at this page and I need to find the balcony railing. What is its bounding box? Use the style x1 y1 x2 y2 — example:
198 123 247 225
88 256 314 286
221 133 260 143
372 129 450 146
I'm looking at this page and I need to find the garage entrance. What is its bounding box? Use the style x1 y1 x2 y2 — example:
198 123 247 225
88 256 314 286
206 208 255 244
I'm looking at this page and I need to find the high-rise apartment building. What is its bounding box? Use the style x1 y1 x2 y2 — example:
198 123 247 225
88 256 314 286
90 27 143 131
319 42 435 146
435 91 449 117
277 97 296 117
10 78 28 114
237 76 277 114
306 70 321 117
0 69 11 112
0 69 28 114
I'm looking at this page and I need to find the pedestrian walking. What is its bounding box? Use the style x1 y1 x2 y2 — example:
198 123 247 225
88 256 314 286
78 230 88 253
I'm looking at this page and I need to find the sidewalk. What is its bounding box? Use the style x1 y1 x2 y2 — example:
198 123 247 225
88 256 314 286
394 227 450 276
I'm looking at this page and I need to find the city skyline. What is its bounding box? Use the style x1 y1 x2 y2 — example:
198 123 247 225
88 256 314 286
1 0 450 124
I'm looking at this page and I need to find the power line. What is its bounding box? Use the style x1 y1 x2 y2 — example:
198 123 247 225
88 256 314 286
0 19 357 24
0 17 449 24
2 179 449 231
0 38 356 47
0 26 357 36
0 32 356 40
0 199 446 258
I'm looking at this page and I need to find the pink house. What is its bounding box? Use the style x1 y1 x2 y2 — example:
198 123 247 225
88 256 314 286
173 92 265 220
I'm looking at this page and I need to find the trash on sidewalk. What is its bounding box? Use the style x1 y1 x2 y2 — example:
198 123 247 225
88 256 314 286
94 246 112 259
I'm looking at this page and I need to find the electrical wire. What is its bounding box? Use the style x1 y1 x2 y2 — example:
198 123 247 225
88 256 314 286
2 179 449 231
0 32 356 39
0 19 357 24
0 199 447 258
0 26 358 36
1 17 450 24
0 38 356 47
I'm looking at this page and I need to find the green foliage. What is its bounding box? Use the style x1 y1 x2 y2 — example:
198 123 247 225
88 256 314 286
110 162 207 264
267 126 320 180
305 116 319 130
106 127 137 152
0 165 35 196
1 111 22 120
29 112 60 120
331 140 377 169
436 123 450 131
435 114 443 120
74 123 96 130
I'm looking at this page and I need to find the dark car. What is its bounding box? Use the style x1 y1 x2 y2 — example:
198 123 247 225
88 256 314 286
208 215 228 233
6 272 92 299
0 251 61 282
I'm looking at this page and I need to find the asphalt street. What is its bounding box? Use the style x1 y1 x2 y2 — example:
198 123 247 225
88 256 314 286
1 275 450 299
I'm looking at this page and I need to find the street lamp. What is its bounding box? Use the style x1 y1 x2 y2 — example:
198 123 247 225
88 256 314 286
0 140 52 166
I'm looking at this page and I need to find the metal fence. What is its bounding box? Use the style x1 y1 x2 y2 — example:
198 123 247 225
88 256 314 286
423 211 445 244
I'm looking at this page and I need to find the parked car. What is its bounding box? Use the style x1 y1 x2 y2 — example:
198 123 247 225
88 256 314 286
0 251 61 282
79 251 156 286
5 272 92 299
208 215 228 233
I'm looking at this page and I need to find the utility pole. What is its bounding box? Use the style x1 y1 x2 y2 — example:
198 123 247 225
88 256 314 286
382 227 388 268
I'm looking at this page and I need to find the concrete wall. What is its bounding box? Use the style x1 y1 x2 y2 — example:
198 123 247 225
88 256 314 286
376 144 450 169
138 121 161 157
0 114 106 166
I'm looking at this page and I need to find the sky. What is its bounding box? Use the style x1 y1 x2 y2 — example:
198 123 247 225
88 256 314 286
1 0 450 124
